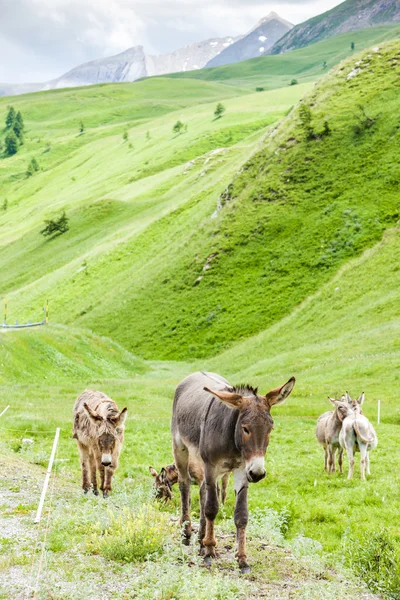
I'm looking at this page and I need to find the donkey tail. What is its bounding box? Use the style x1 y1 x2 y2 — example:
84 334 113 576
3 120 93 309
353 420 372 445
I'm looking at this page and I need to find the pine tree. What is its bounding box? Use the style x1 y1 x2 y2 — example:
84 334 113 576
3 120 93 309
214 103 226 119
26 157 40 177
351 42 355 51
5 106 16 129
173 120 184 135
13 111 24 142
5 132 18 156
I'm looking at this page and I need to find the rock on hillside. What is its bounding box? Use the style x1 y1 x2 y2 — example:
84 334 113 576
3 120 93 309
206 12 292 68
270 0 400 54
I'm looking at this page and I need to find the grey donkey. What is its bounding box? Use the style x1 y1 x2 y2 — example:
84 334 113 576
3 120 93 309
316 396 354 473
172 371 295 573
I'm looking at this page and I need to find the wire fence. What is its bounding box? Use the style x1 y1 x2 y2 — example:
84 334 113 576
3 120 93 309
1 299 49 330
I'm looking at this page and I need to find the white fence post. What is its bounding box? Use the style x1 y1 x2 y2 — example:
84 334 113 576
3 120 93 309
34 428 60 524
0 405 10 418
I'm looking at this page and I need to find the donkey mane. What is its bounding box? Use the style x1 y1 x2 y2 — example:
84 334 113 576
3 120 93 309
229 384 259 396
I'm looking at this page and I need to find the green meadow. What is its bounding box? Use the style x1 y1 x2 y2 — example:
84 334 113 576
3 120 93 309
1 30 400 599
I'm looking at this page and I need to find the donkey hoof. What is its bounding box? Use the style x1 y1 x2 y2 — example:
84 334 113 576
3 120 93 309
83 489 90 495
182 535 191 546
240 565 251 575
204 555 213 568
93 489 99 496
103 492 109 499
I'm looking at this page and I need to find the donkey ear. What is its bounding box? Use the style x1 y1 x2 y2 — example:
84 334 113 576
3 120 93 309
328 397 336 405
115 407 128 427
149 466 158 478
357 392 365 405
264 377 295 408
203 387 243 409
83 402 103 423
345 391 352 404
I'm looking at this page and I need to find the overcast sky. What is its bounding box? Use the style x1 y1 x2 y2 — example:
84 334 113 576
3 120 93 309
0 0 343 83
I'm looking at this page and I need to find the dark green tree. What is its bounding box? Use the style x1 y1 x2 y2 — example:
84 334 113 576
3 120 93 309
13 111 24 142
290 79 298 86
323 61 328 69
173 120 184 135
351 42 355 51
79 120 85 134
214 103 226 119
26 157 40 177
5 131 18 156
123 130 129 142
40 211 69 237
5 106 16 129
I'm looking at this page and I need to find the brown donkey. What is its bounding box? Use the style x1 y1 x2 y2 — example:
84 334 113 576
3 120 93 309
73 390 127 498
149 461 230 504
172 371 295 573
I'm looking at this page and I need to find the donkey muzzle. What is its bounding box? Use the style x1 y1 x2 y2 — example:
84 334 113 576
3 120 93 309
101 454 112 467
246 457 266 483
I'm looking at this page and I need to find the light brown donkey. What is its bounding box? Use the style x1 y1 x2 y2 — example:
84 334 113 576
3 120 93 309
73 390 127 498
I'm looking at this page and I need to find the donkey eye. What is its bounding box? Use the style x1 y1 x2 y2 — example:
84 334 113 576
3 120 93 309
242 427 250 435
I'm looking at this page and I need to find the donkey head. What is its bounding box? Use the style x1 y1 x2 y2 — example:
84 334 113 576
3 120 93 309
84 403 128 466
204 377 295 484
345 391 364 415
328 397 353 421
149 465 177 501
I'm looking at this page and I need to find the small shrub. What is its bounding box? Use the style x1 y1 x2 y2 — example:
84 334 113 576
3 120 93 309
290 79 298 86
344 529 400 597
256 87 265 92
26 157 40 177
79 120 85 134
353 104 377 135
173 120 185 135
351 41 355 51
123 130 129 142
214 102 226 119
40 211 69 237
90 507 169 563
2 198 7 211
299 104 314 140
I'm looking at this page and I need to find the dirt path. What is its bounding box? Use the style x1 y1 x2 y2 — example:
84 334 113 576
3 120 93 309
0 452 380 600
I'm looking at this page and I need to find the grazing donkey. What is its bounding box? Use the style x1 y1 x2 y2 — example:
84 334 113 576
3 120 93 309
172 371 295 573
339 392 378 480
316 397 353 473
73 390 127 497
149 462 230 504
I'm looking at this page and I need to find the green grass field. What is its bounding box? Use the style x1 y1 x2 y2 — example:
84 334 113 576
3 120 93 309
1 32 400 599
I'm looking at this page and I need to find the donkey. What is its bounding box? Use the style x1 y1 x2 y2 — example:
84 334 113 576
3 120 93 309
149 461 230 504
339 392 378 480
73 390 127 498
316 397 353 473
172 371 295 573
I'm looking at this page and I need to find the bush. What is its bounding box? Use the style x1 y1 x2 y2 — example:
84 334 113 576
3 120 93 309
123 130 129 142
353 104 377 135
290 79 298 86
344 529 400 598
299 104 314 140
173 120 185 135
256 87 265 92
89 507 169 563
26 157 39 177
40 211 69 237
214 102 226 119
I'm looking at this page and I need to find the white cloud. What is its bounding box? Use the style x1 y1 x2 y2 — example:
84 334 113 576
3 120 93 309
0 0 343 83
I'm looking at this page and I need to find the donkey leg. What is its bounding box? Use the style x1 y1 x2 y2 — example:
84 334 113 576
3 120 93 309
330 447 337 473
89 453 99 496
346 445 355 480
203 468 219 565
359 444 367 481
198 479 206 550
173 440 192 544
103 466 115 497
366 451 371 476
78 442 90 493
324 447 328 472
338 449 344 474
221 472 229 505
233 468 250 574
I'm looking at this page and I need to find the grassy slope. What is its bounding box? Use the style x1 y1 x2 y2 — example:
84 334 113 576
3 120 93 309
167 25 400 89
271 0 400 54
0 80 308 337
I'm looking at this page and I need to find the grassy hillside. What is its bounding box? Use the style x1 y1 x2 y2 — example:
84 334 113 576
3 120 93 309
271 0 400 55
167 25 400 90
